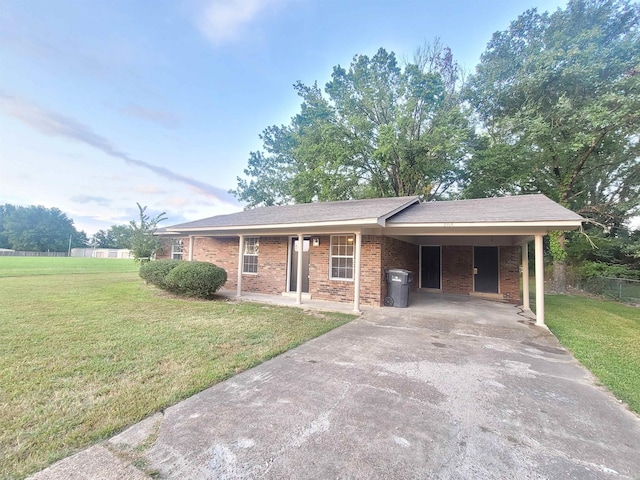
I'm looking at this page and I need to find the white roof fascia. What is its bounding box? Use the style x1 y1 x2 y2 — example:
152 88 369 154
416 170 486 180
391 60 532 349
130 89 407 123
389 220 582 229
171 218 380 234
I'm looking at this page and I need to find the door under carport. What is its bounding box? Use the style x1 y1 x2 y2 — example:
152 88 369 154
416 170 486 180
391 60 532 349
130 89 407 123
474 246 499 293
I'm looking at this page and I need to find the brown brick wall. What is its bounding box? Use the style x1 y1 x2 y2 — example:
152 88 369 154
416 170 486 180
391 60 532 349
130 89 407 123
192 237 239 289
361 236 384 306
500 246 522 304
309 235 384 307
182 237 190 260
155 238 174 260
310 235 353 304
184 233 522 307
191 236 288 294
442 245 474 295
242 237 288 294
381 236 420 303
439 245 521 304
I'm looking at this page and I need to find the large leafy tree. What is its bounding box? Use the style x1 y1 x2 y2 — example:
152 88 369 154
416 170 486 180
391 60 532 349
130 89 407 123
464 0 640 290
0 204 87 251
0 204 17 248
90 224 134 249
234 44 474 207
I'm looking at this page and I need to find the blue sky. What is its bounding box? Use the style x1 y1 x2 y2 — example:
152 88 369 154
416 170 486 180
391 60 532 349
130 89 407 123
0 0 569 235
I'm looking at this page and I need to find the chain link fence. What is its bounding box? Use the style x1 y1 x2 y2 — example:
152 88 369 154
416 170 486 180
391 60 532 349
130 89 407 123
575 276 640 304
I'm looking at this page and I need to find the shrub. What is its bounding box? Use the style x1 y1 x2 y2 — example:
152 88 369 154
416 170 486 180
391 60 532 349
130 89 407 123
578 260 640 280
164 261 227 299
139 259 183 287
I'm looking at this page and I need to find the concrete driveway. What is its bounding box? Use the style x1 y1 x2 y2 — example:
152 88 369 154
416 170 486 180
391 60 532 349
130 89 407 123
32 295 640 479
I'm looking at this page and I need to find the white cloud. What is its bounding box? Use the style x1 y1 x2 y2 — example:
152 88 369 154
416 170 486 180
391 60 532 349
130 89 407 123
196 0 290 46
0 92 239 205
118 104 180 129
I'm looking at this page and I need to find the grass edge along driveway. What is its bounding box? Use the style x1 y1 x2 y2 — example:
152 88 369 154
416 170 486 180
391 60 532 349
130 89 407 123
545 294 640 415
0 258 355 479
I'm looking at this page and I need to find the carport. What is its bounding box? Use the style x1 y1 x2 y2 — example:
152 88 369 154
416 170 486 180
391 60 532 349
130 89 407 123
366 195 584 326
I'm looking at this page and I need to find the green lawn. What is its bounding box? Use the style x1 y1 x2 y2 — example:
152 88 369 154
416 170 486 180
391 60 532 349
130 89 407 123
545 295 640 414
0 258 354 479
0 256 140 277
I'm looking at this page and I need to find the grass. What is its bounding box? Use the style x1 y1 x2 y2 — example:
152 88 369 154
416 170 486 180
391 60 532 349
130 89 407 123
0 257 140 277
545 295 640 414
0 258 355 479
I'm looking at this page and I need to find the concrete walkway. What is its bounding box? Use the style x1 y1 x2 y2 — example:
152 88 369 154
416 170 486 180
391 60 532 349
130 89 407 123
30 295 640 479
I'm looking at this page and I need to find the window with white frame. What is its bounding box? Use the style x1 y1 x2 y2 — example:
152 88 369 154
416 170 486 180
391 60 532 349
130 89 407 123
171 239 184 260
242 237 259 274
330 235 354 280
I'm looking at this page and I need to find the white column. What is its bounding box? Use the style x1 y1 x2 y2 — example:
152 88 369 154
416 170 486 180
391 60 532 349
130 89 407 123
296 234 304 305
237 235 244 297
188 236 194 262
522 242 530 310
534 234 545 326
353 232 362 313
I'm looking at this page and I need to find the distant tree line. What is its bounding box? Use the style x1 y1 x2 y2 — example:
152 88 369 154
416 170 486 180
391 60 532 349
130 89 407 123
0 203 166 261
233 0 640 288
0 204 88 252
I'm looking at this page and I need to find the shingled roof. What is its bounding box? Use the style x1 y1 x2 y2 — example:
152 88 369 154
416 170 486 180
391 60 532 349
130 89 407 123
387 194 583 224
163 194 582 235
167 196 419 231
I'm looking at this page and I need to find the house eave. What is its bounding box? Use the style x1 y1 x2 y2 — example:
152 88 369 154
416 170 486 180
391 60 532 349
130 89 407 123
379 220 582 237
163 218 381 236
387 220 582 229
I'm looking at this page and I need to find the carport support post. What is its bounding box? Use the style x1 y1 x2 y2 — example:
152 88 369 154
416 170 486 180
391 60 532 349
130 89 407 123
353 232 362 313
188 236 194 262
522 242 530 310
237 235 244 297
296 233 304 305
534 234 545 326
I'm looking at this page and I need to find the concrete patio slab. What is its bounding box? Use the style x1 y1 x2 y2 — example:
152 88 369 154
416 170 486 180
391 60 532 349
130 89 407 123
29 295 640 479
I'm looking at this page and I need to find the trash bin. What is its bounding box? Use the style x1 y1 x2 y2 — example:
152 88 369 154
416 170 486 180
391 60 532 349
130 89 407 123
384 269 413 307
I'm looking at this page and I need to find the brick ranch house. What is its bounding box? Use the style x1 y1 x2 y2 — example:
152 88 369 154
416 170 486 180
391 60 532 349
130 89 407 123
157 194 582 326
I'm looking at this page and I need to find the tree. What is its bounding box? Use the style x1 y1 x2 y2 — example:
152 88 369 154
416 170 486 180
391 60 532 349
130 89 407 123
90 224 134 249
90 229 115 248
0 204 17 248
464 0 640 291
109 224 134 249
233 44 474 207
129 203 167 261
0 204 87 251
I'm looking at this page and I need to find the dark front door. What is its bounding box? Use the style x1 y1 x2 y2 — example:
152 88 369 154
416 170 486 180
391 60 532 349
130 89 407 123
421 246 441 289
474 246 499 293
289 238 310 293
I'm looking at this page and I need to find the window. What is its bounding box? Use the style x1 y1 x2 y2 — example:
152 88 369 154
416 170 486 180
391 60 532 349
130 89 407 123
171 239 184 260
330 235 354 280
243 237 259 274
